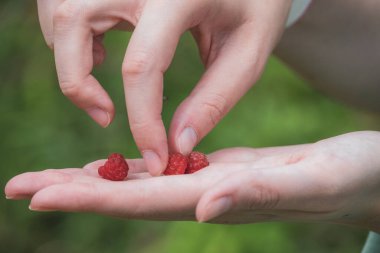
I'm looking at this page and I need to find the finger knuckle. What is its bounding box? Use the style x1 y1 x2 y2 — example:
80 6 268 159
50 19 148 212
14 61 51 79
201 93 228 126
129 118 161 136
246 183 280 210
54 4 75 25
122 52 151 79
128 119 167 152
54 0 87 26
60 82 80 99
129 119 151 134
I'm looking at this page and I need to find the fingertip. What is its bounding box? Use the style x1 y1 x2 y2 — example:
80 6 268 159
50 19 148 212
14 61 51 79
28 205 38 211
28 204 55 212
195 197 207 222
143 150 165 176
177 127 198 155
30 184 68 211
86 108 112 128
4 171 76 201
30 189 62 212
195 190 213 222
4 179 15 199
4 177 13 193
196 193 233 222
196 175 238 222
29 188 51 211
4 174 30 199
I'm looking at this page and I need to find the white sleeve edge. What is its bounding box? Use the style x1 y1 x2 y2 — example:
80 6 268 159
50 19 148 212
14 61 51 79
286 0 313 27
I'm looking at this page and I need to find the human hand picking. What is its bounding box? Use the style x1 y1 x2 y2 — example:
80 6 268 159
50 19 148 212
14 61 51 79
36 0 292 175
5 131 380 232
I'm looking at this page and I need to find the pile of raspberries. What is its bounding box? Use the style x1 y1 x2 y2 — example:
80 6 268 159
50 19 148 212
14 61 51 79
98 152 209 181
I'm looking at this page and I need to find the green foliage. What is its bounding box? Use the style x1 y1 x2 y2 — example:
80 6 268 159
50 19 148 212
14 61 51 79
0 1 375 253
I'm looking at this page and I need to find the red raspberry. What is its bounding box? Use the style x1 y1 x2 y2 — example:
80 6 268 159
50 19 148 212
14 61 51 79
163 153 188 175
186 151 209 174
98 153 129 181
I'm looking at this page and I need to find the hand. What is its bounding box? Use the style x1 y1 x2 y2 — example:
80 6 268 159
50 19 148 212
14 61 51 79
5 131 380 231
36 0 292 175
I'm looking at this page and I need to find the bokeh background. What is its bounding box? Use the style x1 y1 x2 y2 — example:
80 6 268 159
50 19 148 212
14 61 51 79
1 1 380 253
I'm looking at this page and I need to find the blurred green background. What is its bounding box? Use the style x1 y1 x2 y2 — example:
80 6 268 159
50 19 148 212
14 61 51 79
1 2 379 253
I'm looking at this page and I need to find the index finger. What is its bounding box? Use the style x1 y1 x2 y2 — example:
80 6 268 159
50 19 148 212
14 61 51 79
121 2 188 176
53 1 114 127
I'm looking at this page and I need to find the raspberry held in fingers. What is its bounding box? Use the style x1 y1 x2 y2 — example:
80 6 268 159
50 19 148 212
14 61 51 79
163 153 188 175
186 152 209 174
98 153 129 181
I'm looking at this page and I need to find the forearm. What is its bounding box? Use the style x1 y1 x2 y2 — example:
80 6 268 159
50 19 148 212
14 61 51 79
275 0 380 113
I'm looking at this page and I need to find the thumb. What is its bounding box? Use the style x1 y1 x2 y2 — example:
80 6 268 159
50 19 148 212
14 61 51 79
196 164 317 222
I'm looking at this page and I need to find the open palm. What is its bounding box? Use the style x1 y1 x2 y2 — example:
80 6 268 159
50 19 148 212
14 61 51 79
5 131 380 231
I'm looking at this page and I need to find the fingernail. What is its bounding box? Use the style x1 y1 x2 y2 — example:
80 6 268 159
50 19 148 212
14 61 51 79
5 195 13 200
29 205 56 212
87 108 111 128
198 196 232 222
177 127 197 155
143 150 163 176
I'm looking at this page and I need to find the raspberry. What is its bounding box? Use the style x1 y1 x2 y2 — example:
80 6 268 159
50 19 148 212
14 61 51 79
163 153 188 175
186 151 209 174
98 153 129 181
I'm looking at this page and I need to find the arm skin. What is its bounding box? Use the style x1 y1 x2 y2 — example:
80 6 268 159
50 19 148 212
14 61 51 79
275 0 380 113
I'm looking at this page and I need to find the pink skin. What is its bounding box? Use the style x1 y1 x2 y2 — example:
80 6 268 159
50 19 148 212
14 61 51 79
36 0 292 176
5 131 380 232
